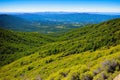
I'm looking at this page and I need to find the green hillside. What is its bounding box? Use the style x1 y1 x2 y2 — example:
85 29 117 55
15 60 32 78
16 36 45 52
0 28 55 66
0 45 120 80
0 18 120 80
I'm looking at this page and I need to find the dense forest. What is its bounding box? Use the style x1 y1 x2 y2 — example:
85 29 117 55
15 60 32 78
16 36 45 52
0 18 120 80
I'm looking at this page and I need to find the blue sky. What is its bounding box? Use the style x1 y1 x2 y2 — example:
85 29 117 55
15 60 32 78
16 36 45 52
0 0 120 12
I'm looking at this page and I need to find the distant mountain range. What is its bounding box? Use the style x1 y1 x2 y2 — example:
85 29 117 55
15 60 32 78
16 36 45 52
0 12 120 33
15 12 120 23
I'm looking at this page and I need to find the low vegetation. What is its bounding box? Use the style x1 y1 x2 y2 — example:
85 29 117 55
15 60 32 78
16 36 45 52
0 18 120 80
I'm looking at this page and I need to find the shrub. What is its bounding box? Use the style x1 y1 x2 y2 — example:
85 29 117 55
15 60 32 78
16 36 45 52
93 67 101 75
93 71 108 80
102 59 118 73
80 72 93 80
45 58 53 64
70 72 80 80
28 66 34 70
59 72 67 77
100 71 108 79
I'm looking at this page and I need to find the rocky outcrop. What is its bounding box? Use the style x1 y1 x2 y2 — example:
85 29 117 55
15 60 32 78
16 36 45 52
113 74 120 80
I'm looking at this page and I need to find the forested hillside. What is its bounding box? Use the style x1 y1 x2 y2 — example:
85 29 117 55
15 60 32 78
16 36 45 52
0 28 54 66
0 18 120 80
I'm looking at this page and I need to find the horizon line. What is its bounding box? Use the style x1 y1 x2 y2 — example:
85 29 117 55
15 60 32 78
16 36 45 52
0 11 120 13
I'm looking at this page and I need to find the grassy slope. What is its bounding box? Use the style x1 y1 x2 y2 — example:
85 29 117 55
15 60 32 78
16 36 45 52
0 44 120 80
0 18 120 80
